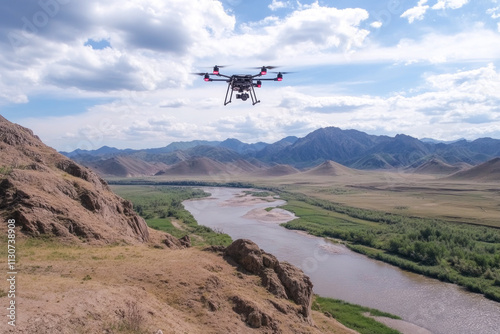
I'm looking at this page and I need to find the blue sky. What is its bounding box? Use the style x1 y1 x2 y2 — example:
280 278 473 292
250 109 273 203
1 0 500 151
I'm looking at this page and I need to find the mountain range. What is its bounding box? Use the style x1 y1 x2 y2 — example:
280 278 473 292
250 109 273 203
61 127 500 178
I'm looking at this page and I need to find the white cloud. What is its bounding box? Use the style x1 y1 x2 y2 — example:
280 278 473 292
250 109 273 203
0 0 235 99
354 27 500 64
487 6 500 19
268 0 290 11
432 0 469 10
401 0 429 23
401 0 469 23
370 21 383 29
222 3 370 61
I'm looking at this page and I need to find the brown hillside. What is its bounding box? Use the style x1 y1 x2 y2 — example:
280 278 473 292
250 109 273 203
88 156 167 177
0 115 149 244
303 160 355 176
412 158 461 175
228 159 263 173
157 157 231 176
253 164 299 177
447 157 500 182
2 238 358 334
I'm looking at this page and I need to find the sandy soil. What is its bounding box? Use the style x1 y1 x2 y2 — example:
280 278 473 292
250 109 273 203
243 207 297 223
221 194 278 207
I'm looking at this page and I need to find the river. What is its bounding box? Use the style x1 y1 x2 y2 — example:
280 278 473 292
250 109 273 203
183 187 500 334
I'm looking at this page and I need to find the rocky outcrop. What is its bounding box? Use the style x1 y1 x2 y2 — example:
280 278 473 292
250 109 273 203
224 239 314 321
162 234 191 249
0 116 149 244
231 295 278 330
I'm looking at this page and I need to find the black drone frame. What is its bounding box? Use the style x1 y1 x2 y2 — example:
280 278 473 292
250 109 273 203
195 66 287 106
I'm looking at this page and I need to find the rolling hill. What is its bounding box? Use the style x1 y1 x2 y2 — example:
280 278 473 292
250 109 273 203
302 160 357 176
86 156 168 177
447 157 500 182
252 164 300 177
409 157 463 175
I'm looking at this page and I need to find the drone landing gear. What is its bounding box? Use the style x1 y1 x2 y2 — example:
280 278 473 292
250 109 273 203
248 84 260 106
224 80 260 106
224 79 234 106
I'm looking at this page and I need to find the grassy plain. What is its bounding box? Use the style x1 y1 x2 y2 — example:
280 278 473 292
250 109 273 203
111 185 233 246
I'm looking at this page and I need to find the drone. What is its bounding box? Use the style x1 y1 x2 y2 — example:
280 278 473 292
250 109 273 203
193 65 289 105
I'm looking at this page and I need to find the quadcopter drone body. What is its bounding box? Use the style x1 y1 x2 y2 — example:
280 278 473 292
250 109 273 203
194 66 288 105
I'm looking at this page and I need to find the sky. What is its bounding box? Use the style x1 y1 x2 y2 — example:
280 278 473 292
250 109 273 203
1 0 500 151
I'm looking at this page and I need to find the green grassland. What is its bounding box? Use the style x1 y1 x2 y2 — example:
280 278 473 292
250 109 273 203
313 296 401 334
111 185 232 246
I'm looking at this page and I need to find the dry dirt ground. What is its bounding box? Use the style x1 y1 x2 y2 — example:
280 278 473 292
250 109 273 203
0 230 358 334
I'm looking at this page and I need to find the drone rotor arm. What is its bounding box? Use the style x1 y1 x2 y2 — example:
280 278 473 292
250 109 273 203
208 78 231 82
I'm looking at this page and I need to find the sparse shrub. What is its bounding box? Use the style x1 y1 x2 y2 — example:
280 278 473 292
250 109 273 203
0 165 13 175
117 300 145 332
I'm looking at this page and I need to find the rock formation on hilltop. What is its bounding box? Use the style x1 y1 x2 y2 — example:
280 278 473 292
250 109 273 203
0 115 149 244
223 239 314 324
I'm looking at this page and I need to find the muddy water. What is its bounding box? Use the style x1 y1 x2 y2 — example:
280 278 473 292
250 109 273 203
183 188 500 334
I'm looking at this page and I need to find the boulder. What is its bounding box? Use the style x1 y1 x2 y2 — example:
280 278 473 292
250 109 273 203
162 234 192 250
224 239 314 321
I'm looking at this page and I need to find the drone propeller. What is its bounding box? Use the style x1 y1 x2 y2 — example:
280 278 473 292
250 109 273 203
249 66 281 70
191 72 211 81
209 65 231 75
270 71 294 82
248 65 282 75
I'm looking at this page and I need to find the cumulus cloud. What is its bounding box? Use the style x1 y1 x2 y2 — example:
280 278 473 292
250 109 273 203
226 3 370 66
0 0 235 98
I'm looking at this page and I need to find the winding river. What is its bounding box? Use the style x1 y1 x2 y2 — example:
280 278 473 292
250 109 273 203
183 187 500 334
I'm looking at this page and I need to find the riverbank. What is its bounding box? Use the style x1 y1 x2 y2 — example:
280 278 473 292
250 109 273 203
277 191 500 303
